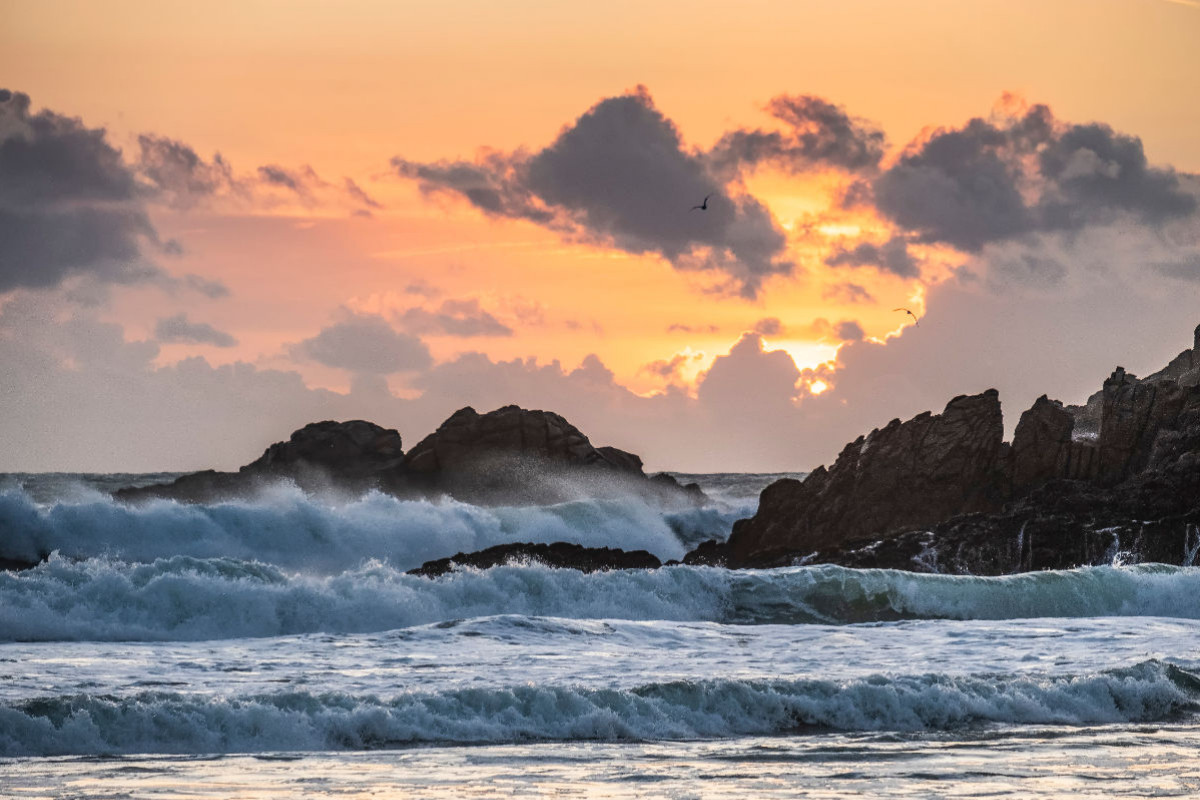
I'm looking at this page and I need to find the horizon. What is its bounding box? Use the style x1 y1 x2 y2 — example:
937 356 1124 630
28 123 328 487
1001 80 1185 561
3 0 1200 473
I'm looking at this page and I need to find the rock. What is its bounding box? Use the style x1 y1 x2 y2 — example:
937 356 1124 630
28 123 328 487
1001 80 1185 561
114 405 706 509
408 542 663 577
723 390 1008 567
692 323 1200 573
115 420 405 503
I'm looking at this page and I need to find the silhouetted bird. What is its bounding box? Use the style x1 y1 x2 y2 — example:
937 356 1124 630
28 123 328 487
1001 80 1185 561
894 307 919 326
690 193 714 211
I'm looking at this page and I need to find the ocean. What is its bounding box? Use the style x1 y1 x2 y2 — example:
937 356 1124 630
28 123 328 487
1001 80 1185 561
1 472 1198 798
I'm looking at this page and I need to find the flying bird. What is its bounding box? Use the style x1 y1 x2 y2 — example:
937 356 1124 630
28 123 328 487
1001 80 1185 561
894 307 920 326
690 193 714 211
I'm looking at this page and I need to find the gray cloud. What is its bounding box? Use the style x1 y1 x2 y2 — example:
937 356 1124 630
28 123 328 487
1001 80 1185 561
393 87 793 298
136 134 241 209
753 317 785 336
1152 255 1200 282
835 320 865 341
873 103 1197 252
822 282 875 304
0 89 167 292
183 273 232 299
154 313 237 347
396 298 513 337
290 313 432 374
709 94 886 175
826 235 921 278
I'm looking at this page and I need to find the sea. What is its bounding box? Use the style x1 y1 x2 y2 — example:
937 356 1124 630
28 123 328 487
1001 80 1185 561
1 471 1199 798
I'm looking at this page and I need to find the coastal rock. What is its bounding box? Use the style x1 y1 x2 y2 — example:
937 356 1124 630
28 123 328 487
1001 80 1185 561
408 541 662 577
692 323 1200 573
115 420 405 503
723 390 1008 567
114 405 706 509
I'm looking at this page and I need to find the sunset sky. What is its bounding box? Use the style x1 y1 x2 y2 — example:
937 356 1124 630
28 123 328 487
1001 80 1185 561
2 0 1199 472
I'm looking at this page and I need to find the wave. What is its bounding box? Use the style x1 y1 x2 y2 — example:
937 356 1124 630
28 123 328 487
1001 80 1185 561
2 660 1195 756
4 557 1200 642
0 485 754 573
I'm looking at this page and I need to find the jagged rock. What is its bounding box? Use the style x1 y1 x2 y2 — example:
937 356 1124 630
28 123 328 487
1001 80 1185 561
408 541 662 577
723 390 1008 567
689 323 1200 573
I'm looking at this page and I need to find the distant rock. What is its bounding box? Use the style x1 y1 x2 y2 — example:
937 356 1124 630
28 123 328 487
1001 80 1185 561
408 541 663 577
114 405 707 509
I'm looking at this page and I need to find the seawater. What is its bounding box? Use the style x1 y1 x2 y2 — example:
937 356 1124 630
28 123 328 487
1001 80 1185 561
1 473 1198 798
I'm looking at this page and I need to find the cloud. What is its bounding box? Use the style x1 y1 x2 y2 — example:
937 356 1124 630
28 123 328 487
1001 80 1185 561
183 273 232 299
639 352 702 381
154 312 237 347
136 134 242 210
753 317 785 336
289 312 432 374
826 235 921 278
873 102 1197 252
393 87 794 298
1152 255 1200 281
0 89 169 293
709 94 886 175
396 298 514 337
667 322 719 333
822 281 875 304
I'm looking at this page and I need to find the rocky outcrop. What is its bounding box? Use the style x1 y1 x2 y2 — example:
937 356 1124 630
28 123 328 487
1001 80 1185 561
115 420 405 503
408 542 663 577
723 390 1009 567
689 324 1200 572
115 405 706 508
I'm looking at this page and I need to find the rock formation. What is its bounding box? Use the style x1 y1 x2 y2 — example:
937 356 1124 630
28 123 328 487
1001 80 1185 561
115 405 706 508
687 323 1200 572
408 542 662 577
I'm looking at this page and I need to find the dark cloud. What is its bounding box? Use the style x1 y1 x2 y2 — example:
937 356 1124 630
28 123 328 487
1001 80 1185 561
667 322 720 334
1150 255 1200 282
822 281 875 304
396 298 513 337
343 177 383 212
709 94 886 175
136 134 241 209
753 317 785 336
835 320 865 341
639 352 701 381
289 313 432 374
183 273 231 299
404 280 442 298
873 103 1197 252
826 235 921 278
393 87 793 298
154 313 237 347
0 89 166 292
257 164 310 193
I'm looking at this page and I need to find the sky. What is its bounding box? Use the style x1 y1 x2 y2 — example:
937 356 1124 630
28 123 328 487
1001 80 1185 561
2 0 1199 473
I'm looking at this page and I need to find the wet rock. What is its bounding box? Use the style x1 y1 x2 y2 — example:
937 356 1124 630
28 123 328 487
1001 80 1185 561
408 541 662 577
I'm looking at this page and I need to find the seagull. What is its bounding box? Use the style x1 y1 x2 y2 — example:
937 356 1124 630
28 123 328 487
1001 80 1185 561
690 193 714 211
894 307 920 326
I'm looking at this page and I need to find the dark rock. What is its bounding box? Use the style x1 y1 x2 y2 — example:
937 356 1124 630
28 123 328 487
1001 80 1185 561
690 323 1200 573
408 541 662 577
115 420 405 503
724 390 1008 567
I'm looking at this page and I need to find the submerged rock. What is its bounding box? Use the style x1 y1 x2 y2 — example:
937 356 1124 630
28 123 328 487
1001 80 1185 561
408 542 663 577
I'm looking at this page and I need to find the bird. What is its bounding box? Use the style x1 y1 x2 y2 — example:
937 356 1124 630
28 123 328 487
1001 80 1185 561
690 193 714 211
894 307 920 326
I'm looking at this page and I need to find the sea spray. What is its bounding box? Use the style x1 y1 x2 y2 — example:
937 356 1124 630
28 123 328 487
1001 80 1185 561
5 557 1200 642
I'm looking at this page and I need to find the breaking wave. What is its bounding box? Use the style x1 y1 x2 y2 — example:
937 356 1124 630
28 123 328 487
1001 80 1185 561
3 660 1195 756
4 557 1200 642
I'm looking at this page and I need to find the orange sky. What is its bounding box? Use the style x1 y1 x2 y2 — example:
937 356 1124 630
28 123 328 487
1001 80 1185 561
2 0 1198 471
